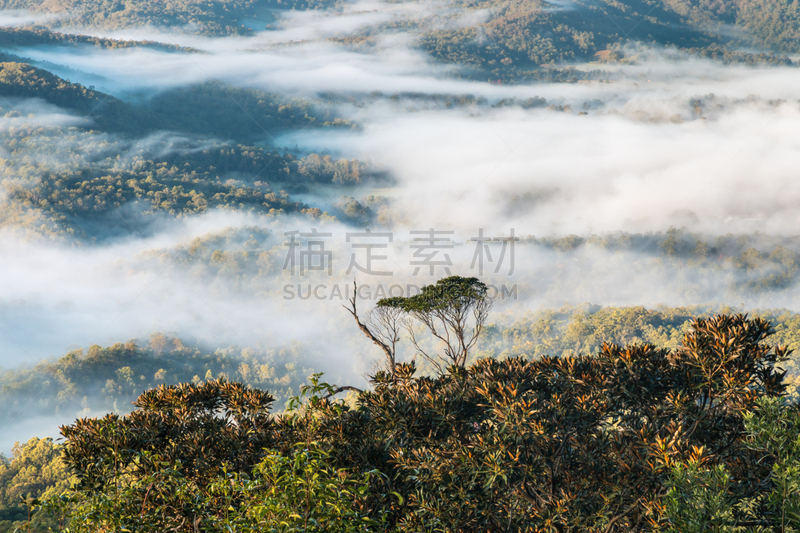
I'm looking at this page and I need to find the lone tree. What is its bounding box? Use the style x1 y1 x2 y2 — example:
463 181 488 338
379 276 492 371
346 276 493 374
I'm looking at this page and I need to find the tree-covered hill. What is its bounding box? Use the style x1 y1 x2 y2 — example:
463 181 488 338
145 82 356 140
0 438 71 533
0 61 353 139
0 334 319 425
0 135 370 239
409 0 797 81
0 59 369 239
0 61 157 132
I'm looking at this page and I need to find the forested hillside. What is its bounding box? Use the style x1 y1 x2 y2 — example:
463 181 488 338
0 438 71 533
0 59 372 239
0 334 319 424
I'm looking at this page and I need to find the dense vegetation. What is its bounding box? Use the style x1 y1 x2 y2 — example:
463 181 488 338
0 0 799 526
317 0 797 82
0 95 371 240
0 53 377 239
1 156 313 239
3 309 800 532
417 0 713 79
411 0 799 81
0 144 348 240
0 438 71 533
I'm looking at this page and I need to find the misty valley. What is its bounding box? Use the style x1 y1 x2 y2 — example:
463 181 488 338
1 0 800 531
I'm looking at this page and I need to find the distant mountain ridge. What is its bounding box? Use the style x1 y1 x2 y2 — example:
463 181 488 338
0 0 795 83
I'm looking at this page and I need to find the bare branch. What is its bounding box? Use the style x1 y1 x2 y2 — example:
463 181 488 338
343 280 398 377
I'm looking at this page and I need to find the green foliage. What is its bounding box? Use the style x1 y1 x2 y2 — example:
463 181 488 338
55 444 379 533
743 397 800 531
300 313 789 531
53 374 380 533
7 310 800 532
61 379 277 493
218 445 379 533
0 129 370 240
0 438 73 533
663 462 739 533
663 396 800 532
56 380 281 532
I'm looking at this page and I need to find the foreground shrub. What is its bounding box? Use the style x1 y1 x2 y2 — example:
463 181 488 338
52 314 793 532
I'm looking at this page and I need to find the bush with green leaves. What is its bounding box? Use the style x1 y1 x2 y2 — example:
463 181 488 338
663 396 800 532
310 314 791 531
0 438 73 533
54 376 388 533
55 445 381 533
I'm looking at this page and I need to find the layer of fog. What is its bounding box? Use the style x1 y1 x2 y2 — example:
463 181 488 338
292 98 800 236
7 214 800 451
0 10 61 27
13 36 799 101
2 20 800 360
4 209 800 366
2 0 795 103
